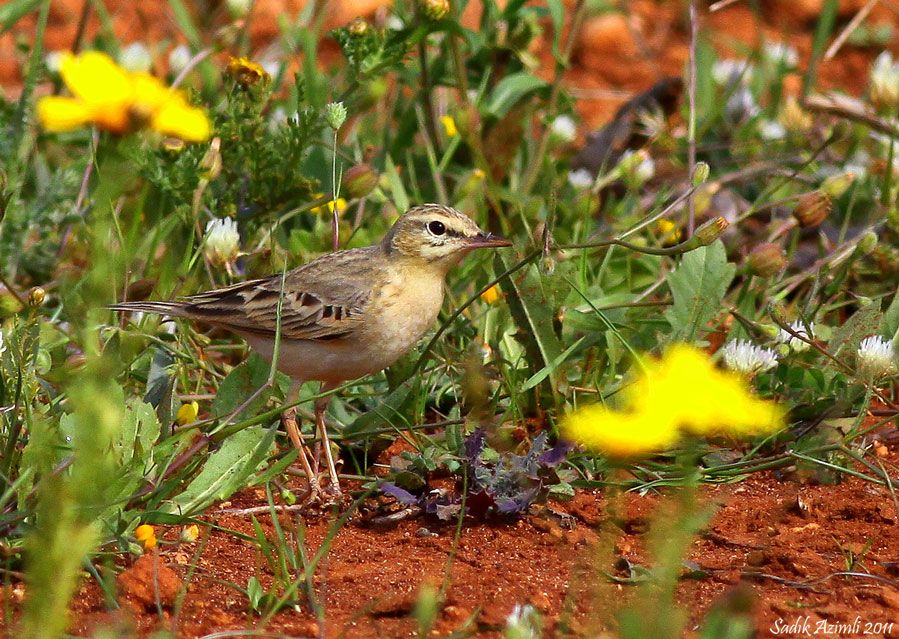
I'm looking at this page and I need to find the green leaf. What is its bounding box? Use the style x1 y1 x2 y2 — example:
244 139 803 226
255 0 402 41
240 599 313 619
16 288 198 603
167 426 275 515
485 72 547 118
0 0 41 33
211 353 276 422
342 383 413 440
664 241 735 343
827 300 881 361
881 290 899 340
496 251 564 400
117 399 160 465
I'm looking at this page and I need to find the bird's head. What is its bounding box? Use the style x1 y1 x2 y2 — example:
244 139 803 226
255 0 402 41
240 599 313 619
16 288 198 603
382 204 512 271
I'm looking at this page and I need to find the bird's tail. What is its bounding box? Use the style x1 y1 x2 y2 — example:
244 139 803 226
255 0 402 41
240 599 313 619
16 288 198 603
108 300 191 318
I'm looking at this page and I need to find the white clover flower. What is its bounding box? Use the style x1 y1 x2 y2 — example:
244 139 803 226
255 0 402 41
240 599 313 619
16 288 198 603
119 42 153 73
549 115 577 144
758 120 786 141
722 340 779 376
504 604 541 639
763 42 798 68
567 168 594 189
262 59 280 79
712 59 753 85
857 335 895 381
386 14 405 30
168 44 192 75
777 321 813 352
204 218 241 265
870 51 899 109
725 86 760 124
45 50 64 73
617 149 655 187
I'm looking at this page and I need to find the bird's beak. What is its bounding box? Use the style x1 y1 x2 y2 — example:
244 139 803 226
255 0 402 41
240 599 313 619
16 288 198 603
463 232 513 249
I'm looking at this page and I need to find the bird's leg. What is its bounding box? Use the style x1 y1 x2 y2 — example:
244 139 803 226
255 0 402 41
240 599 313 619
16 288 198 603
315 382 342 496
281 383 323 502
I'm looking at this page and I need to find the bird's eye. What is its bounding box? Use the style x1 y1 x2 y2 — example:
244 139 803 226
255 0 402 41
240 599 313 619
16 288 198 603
427 220 446 236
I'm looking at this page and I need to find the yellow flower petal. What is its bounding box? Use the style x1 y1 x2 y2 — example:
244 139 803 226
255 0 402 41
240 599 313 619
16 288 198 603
440 114 458 137
36 96 95 132
562 404 680 458
60 51 132 106
176 401 199 425
135 524 157 550
152 100 211 142
480 284 502 304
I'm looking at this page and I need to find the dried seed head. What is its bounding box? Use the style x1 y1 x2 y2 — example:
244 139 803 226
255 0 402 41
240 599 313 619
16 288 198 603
793 191 831 228
745 243 787 277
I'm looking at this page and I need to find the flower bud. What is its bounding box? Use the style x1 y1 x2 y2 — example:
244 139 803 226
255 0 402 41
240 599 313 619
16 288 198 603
691 216 729 248
821 172 856 200
855 231 879 256
27 286 46 307
348 17 370 36
540 254 556 275
745 243 786 277
870 52 899 110
176 401 199 425
342 163 379 199
226 0 252 18
419 0 450 21
548 115 576 145
325 101 347 131
793 191 831 228
199 137 222 181
692 161 710 186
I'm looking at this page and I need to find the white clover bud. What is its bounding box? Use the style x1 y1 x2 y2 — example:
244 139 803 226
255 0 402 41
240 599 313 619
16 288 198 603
119 42 153 73
204 218 240 265
870 51 899 110
777 321 813 352
857 335 895 381
763 42 798 68
168 44 192 75
722 340 779 376
549 115 577 144
325 101 347 131
617 149 655 188
567 168 593 190
505 604 541 639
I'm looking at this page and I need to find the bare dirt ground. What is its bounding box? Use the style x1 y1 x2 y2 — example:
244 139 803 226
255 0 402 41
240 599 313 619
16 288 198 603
3 1 899 636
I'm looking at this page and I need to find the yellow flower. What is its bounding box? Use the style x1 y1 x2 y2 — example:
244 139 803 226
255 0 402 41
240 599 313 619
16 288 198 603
180 524 200 543
37 51 210 141
562 345 784 458
440 114 458 138
480 284 502 304
135 524 157 550
226 56 270 87
655 219 682 246
176 401 199 425
327 198 347 214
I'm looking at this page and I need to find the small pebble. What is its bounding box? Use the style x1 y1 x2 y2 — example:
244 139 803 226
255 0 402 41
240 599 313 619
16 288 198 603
415 527 437 537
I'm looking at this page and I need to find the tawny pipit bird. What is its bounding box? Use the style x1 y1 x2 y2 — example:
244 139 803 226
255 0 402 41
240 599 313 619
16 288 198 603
112 204 512 501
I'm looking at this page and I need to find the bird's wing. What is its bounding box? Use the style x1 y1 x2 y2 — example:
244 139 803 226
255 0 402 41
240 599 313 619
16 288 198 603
180 247 382 341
